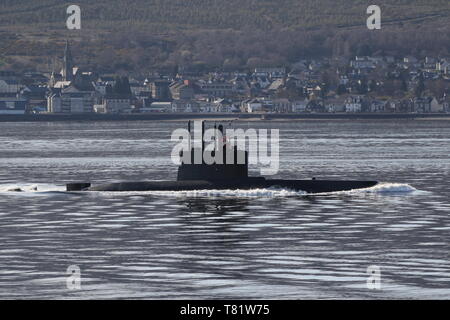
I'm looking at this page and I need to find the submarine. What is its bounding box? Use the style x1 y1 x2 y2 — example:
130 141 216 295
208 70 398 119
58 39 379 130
67 121 378 193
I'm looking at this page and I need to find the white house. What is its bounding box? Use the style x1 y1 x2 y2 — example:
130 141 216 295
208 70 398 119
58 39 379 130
47 85 96 114
141 102 172 113
345 96 364 112
96 97 131 114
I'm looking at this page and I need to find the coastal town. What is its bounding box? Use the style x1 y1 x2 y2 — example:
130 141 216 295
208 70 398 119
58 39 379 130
0 41 449 116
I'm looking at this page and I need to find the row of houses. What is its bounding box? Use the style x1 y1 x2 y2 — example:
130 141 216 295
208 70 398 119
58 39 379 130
350 56 450 75
143 99 240 113
240 96 449 114
324 96 448 113
0 42 449 115
140 95 449 114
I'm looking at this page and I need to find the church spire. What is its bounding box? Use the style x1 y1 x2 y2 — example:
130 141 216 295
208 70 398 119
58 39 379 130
62 40 74 81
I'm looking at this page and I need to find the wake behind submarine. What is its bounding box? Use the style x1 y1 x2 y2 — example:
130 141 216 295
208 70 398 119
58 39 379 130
67 121 378 193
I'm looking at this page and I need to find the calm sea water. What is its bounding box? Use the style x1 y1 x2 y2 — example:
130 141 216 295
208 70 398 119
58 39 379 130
0 120 449 299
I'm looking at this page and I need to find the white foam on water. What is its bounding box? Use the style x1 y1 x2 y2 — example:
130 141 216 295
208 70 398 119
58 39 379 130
0 183 66 194
324 182 419 196
359 182 418 193
101 187 308 198
141 182 419 198
0 182 418 198
158 183 419 198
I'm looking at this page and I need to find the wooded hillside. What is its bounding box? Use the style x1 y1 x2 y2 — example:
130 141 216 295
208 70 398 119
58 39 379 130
0 0 448 74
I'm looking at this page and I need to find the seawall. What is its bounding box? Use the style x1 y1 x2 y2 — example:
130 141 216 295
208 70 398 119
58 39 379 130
0 113 449 122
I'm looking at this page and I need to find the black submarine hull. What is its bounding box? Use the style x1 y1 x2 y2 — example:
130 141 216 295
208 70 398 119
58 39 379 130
66 121 379 194
69 178 378 193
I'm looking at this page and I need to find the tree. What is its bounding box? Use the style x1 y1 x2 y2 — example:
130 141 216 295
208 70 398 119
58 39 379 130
337 84 347 95
356 44 372 57
427 79 447 98
415 73 425 98
112 76 132 97
401 79 408 92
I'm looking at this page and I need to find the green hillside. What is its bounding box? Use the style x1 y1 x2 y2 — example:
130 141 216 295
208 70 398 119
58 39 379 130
0 0 448 74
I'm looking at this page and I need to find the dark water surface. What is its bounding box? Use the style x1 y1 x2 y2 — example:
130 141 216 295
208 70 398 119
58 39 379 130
0 120 449 299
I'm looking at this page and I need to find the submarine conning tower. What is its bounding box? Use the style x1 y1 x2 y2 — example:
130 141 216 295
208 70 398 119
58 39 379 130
66 120 379 193
177 121 249 181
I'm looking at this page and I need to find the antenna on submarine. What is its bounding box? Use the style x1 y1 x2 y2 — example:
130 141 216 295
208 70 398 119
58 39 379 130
201 121 205 156
218 124 224 150
187 120 191 150
214 122 217 151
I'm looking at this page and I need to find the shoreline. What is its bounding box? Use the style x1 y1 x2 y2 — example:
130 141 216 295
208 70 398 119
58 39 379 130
0 113 450 122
